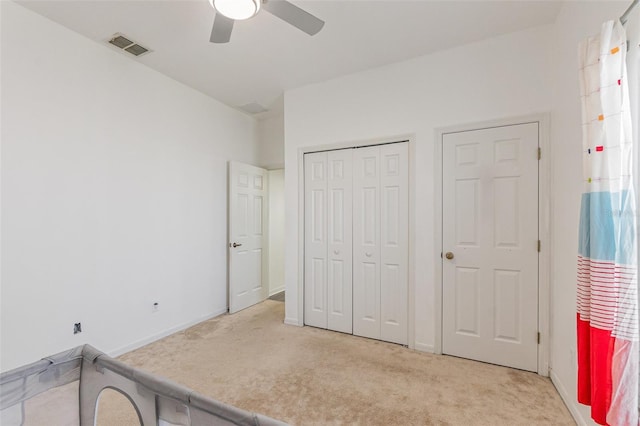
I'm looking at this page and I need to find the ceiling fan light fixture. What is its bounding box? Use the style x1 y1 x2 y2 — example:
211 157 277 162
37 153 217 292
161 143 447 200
210 0 260 20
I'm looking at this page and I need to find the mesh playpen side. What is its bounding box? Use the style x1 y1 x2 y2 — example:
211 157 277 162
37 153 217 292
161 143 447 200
0 344 286 425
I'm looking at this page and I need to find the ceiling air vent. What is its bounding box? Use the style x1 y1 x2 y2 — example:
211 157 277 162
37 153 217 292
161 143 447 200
107 33 151 58
240 103 268 114
124 44 149 56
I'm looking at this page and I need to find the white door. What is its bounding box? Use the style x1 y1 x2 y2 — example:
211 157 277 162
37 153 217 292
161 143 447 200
442 123 539 371
327 149 353 333
304 150 354 332
379 144 409 344
353 143 408 344
228 161 268 314
304 152 328 328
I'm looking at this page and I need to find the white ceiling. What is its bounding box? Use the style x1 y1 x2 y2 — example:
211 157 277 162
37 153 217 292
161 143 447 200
18 0 563 117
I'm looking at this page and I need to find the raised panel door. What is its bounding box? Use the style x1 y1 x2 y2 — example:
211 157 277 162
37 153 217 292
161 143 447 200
229 162 268 314
442 123 539 372
380 143 408 345
304 152 328 328
327 149 353 333
353 146 381 340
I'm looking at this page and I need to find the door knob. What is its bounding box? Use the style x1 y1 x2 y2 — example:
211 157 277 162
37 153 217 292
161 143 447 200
445 252 454 260
231 242 242 248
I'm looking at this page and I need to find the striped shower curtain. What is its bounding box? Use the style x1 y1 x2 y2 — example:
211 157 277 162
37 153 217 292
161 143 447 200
577 20 639 426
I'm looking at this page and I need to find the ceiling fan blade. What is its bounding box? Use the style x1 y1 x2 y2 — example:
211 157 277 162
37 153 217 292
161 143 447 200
210 13 234 43
263 1 324 36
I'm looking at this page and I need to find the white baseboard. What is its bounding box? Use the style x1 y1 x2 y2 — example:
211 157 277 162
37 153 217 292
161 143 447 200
108 308 228 358
268 286 285 296
414 342 435 353
284 317 302 326
549 369 589 426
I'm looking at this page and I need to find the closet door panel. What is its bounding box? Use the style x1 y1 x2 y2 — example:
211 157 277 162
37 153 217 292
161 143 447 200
353 146 381 340
304 152 328 328
327 149 353 333
305 143 408 344
380 143 409 345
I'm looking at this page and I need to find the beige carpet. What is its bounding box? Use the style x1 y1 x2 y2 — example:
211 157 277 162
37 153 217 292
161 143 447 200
91 299 575 425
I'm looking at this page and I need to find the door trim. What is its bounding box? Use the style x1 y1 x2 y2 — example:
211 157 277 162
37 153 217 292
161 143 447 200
295 134 417 350
434 114 551 376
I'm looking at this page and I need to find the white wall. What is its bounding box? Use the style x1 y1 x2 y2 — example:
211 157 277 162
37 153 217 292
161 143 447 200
257 114 284 170
0 1 258 371
268 169 285 296
549 2 636 424
283 25 554 349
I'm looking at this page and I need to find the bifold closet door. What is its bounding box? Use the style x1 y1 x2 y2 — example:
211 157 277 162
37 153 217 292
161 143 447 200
353 143 408 345
304 150 353 332
304 152 328 328
327 149 353 333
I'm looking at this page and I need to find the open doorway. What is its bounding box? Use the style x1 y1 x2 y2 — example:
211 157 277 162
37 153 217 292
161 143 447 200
267 169 285 302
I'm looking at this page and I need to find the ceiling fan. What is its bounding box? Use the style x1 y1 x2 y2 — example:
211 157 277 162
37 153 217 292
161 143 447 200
208 0 325 43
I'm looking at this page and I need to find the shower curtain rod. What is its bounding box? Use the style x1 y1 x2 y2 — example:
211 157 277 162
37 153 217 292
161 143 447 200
621 0 638 25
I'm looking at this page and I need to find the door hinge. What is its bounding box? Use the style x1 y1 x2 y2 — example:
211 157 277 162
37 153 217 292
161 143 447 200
538 147 541 160
537 240 541 252
537 332 541 344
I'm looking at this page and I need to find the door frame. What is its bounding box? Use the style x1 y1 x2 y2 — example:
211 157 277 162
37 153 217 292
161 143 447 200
295 134 417 349
434 114 551 376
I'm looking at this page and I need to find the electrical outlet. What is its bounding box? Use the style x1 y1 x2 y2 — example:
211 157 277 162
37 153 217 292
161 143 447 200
73 322 82 334
152 302 159 313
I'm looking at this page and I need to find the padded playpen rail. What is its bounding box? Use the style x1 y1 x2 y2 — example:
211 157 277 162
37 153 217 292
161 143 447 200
0 344 285 425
